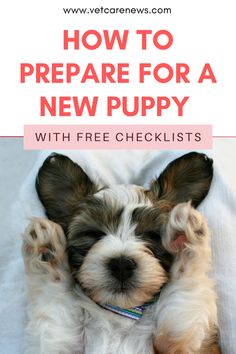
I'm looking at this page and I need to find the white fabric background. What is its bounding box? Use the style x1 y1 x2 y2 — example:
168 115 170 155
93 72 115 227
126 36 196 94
0 148 235 354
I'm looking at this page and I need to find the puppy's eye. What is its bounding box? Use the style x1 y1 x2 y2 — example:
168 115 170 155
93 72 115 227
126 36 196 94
143 248 155 257
67 230 105 270
144 231 161 241
76 229 105 239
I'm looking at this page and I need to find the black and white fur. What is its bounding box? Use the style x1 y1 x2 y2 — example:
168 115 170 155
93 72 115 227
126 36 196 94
22 152 220 354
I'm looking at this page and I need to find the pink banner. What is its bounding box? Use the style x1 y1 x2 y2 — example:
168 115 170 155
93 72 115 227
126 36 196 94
24 125 212 150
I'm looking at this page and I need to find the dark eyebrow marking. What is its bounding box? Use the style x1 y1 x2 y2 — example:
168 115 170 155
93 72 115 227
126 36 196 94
71 195 125 235
131 206 162 234
75 229 105 239
131 206 149 223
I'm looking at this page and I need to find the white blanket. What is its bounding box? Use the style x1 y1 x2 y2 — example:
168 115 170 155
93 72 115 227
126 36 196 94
0 149 235 354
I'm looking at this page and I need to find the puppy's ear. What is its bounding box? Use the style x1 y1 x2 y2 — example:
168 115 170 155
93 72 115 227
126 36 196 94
36 153 97 230
150 152 213 207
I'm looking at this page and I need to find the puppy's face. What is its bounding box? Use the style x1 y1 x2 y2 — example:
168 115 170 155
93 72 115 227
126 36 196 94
36 152 213 307
67 185 172 307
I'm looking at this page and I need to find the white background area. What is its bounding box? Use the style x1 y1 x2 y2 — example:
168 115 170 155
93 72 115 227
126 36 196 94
0 0 236 135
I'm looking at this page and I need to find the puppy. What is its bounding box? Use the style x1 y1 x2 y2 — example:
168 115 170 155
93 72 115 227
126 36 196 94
22 152 221 354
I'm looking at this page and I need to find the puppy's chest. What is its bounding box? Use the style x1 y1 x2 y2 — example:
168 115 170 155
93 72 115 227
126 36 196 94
81 308 153 354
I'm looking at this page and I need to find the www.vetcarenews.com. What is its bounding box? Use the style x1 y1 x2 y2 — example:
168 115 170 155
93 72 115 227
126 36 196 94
63 7 171 15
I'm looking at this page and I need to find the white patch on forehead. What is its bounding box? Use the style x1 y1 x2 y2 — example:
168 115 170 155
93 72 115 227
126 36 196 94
95 185 152 241
95 185 151 208
92 234 142 259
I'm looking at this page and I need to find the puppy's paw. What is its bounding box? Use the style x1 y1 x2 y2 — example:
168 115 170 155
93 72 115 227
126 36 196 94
163 202 209 254
22 218 67 275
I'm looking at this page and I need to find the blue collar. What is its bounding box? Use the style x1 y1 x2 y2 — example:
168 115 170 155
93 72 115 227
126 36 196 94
100 300 155 320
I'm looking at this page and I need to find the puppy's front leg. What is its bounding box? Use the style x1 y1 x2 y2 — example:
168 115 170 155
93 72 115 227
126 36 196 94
153 203 220 354
22 218 83 354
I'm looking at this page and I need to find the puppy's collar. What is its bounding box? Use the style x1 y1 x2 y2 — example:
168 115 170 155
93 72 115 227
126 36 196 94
100 300 156 321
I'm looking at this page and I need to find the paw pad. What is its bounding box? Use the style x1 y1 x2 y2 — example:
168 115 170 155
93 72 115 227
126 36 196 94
23 218 66 269
29 229 37 240
41 251 54 262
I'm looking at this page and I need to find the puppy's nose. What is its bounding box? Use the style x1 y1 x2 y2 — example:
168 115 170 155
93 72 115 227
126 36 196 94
108 256 137 282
